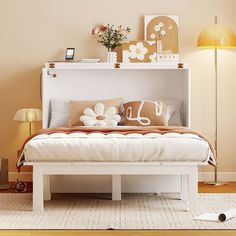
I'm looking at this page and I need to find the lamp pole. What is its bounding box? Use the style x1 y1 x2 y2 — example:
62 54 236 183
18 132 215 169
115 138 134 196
207 16 227 185
214 16 218 184
29 122 32 136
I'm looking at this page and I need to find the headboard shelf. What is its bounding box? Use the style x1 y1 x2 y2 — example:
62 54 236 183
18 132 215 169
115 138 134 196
45 62 188 70
42 63 191 128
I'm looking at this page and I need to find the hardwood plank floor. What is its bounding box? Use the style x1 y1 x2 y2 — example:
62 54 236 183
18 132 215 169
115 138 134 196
0 182 235 235
199 182 236 193
0 230 236 236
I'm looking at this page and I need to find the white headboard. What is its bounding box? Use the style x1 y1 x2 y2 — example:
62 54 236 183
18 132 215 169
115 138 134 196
42 63 190 128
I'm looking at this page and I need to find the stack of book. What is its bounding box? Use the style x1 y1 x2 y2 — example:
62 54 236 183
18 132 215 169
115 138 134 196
79 59 100 63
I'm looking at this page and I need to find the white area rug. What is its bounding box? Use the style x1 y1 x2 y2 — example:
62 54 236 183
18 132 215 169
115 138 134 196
0 193 236 229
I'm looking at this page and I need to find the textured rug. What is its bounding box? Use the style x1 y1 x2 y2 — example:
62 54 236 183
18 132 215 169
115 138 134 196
0 193 236 229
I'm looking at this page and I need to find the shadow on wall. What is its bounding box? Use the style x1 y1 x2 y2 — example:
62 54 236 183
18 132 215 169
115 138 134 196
0 67 42 172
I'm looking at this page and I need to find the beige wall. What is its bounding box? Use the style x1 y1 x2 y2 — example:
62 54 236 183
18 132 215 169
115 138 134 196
0 0 236 175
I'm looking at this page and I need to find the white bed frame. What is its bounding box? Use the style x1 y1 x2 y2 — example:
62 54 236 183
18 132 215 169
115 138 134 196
25 62 207 212
25 162 201 212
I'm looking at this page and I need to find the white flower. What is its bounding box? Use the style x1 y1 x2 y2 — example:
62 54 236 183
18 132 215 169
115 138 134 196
149 52 157 63
159 22 164 27
160 30 166 35
150 33 156 39
129 42 148 60
118 28 126 35
147 41 156 46
154 25 160 32
80 103 121 127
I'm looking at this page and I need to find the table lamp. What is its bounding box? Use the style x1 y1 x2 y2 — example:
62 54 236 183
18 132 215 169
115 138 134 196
197 16 236 185
14 108 42 136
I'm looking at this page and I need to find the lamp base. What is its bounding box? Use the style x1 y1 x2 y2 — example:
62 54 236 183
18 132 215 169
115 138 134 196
204 181 228 186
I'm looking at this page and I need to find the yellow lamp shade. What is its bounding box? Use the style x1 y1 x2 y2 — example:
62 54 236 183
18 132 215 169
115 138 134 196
14 108 42 123
197 24 236 48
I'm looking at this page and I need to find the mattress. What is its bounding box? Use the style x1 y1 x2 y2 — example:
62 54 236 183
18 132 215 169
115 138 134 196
22 132 213 164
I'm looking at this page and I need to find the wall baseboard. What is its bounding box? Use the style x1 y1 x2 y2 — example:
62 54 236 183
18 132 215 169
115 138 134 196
9 172 32 182
198 172 236 182
9 171 236 182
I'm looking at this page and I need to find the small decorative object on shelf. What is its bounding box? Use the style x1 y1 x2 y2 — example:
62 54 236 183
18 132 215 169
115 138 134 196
92 24 131 63
79 59 100 63
65 48 75 61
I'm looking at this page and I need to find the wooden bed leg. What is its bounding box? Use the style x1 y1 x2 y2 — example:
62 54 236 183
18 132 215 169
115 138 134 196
43 175 51 201
33 166 44 212
112 175 121 201
180 175 188 201
187 167 198 211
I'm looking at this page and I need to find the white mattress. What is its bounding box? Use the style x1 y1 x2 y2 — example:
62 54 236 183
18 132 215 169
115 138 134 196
22 132 213 164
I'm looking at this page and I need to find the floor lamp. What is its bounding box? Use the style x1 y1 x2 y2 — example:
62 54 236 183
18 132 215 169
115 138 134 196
197 16 236 185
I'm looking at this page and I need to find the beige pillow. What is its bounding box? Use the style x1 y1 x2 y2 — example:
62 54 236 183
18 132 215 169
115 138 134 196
123 100 168 126
68 98 123 127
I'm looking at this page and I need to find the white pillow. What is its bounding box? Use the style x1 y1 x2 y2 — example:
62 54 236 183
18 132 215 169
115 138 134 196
49 99 69 128
164 100 182 126
80 103 121 126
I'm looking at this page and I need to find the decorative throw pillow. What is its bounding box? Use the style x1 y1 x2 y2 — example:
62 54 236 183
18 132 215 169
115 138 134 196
68 97 123 127
49 99 69 128
80 103 121 126
120 100 182 126
123 100 168 126
164 100 183 126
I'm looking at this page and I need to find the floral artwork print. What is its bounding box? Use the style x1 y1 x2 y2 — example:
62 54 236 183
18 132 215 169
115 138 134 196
122 41 157 63
145 15 179 63
149 52 157 63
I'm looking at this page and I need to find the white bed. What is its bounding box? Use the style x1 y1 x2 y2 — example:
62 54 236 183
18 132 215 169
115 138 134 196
22 62 214 212
23 132 211 163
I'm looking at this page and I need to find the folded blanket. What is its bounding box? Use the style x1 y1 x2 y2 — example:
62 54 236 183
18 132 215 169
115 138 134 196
17 126 216 171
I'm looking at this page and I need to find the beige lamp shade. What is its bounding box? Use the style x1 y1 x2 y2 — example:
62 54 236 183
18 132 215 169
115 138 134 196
197 24 236 48
14 108 42 123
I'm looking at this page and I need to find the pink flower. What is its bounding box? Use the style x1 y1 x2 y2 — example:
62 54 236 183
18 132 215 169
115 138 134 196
99 24 107 32
92 24 107 35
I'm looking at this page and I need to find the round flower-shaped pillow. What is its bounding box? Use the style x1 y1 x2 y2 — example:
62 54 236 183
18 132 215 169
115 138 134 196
80 103 121 127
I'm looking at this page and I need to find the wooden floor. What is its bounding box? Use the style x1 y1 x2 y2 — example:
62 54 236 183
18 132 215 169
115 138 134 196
198 182 236 193
0 182 236 236
2 181 236 194
0 230 236 236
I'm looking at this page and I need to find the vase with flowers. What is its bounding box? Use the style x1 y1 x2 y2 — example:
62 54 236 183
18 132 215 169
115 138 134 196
92 24 131 63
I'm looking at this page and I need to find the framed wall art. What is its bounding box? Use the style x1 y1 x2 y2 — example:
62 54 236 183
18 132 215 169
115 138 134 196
144 15 179 63
122 40 157 63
